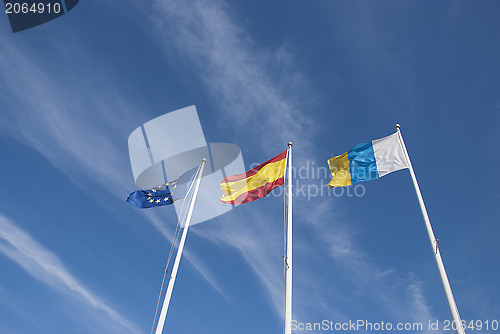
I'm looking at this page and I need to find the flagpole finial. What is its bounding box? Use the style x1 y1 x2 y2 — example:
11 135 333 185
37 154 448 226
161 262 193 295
288 142 293 147
395 124 401 131
202 158 207 162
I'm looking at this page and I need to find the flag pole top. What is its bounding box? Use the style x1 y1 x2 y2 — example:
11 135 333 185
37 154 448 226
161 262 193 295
395 124 401 131
202 158 207 162
288 142 293 147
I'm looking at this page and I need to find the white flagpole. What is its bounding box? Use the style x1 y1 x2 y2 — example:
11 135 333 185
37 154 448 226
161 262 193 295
155 159 207 334
284 142 293 334
396 125 464 334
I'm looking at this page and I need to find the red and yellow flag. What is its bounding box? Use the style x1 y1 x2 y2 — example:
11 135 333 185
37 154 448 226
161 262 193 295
220 151 287 204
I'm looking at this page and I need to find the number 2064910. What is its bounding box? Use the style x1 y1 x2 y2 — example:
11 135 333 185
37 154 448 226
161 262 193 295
5 2 62 14
443 320 499 331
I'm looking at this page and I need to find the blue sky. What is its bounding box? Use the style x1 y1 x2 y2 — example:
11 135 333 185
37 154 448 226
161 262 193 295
1 1 499 333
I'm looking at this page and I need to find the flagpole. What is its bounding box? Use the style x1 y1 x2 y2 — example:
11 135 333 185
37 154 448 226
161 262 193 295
284 142 293 334
155 159 206 334
396 125 464 334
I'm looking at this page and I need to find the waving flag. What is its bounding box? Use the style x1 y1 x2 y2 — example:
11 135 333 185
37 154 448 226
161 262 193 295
328 132 409 187
220 151 287 204
126 167 197 208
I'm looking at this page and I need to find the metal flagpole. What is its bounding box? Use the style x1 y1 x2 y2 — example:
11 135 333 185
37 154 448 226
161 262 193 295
396 125 464 334
155 158 207 334
284 142 293 334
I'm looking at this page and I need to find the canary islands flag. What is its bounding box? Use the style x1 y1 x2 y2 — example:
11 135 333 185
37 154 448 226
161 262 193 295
127 167 197 208
220 151 287 204
328 132 409 187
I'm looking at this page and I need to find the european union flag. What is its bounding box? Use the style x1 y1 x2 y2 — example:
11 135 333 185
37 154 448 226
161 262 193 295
126 167 198 209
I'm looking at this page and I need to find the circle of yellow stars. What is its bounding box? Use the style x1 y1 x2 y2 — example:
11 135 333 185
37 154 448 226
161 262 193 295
146 181 177 204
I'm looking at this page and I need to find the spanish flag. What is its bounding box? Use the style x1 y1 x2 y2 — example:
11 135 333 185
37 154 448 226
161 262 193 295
220 151 287 204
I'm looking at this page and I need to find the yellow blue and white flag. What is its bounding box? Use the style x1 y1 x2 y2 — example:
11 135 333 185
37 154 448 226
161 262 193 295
328 132 409 187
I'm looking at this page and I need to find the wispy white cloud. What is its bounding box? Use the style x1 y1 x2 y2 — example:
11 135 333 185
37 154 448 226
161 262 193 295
143 210 229 302
0 26 230 305
0 38 137 196
405 274 435 329
191 210 286 313
149 0 317 154
0 286 61 334
0 214 141 333
305 200 436 325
